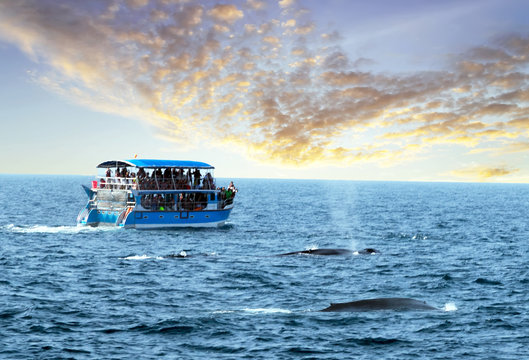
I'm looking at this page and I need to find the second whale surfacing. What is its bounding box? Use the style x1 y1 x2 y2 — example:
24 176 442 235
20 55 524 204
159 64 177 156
278 248 379 256
279 248 352 256
319 297 438 312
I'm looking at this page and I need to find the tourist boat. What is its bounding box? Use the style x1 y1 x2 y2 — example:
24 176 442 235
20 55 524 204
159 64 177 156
77 159 236 228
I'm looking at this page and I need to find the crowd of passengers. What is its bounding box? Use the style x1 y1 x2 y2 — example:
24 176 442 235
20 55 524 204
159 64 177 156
139 185 236 211
104 167 216 190
141 193 210 211
102 167 237 210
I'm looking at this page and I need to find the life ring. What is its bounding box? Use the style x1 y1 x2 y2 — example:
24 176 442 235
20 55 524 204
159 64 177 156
124 207 133 218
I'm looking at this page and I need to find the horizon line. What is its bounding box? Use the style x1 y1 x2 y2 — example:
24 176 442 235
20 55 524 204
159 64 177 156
1 172 527 185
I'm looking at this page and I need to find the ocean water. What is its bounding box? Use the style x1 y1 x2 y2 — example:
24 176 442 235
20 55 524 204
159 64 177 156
1 175 528 359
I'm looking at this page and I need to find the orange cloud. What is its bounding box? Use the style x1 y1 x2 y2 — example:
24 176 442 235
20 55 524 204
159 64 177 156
451 165 519 181
294 22 315 35
208 4 243 24
279 0 295 9
247 0 266 10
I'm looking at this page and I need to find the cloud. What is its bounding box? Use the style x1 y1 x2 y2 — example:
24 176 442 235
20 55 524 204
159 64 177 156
247 0 266 10
451 165 519 181
278 0 295 8
0 0 529 177
497 141 529 153
208 4 243 24
294 22 315 35
126 0 149 9
282 19 296 28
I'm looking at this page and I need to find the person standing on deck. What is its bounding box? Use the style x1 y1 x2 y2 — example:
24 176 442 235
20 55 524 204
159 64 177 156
228 181 237 195
193 169 201 188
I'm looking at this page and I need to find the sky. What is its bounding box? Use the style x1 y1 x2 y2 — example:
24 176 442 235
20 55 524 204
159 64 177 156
1 0 529 182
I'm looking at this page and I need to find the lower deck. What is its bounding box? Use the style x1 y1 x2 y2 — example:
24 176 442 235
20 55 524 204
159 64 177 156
77 187 234 228
79 208 232 228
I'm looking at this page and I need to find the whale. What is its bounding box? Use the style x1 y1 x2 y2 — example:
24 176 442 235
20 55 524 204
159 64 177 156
356 248 378 255
319 297 438 312
165 250 191 258
279 248 352 256
278 248 379 256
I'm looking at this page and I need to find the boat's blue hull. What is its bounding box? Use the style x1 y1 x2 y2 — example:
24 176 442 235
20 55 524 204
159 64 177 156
78 208 232 228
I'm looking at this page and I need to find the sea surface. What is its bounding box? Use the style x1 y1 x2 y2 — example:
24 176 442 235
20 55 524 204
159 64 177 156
1 175 528 359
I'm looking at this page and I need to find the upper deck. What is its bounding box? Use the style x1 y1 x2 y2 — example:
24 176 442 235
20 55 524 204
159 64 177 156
97 159 214 170
93 158 217 192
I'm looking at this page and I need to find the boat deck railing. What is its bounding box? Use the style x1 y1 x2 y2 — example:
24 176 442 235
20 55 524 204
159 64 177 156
93 175 216 191
85 197 135 211
93 176 137 190
89 175 234 211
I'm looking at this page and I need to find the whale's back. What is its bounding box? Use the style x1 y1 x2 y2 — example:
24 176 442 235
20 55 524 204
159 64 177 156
320 297 438 312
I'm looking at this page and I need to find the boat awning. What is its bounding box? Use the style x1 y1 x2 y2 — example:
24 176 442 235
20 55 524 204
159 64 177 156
96 159 214 169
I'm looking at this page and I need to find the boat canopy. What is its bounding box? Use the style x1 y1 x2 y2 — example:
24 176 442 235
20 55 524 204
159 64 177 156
97 159 214 169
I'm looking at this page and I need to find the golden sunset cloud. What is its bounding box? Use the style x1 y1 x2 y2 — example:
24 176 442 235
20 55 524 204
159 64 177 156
451 166 519 181
0 0 528 181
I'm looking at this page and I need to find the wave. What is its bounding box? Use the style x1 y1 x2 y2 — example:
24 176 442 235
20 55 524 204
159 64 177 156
213 308 292 314
165 250 190 258
411 233 428 240
352 250 377 256
443 302 458 312
120 250 217 260
212 310 235 314
342 337 403 346
132 323 194 335
120 254 164 260
242 308 292 314
2 224 117 234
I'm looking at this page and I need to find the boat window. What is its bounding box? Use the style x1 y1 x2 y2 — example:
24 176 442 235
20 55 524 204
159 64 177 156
141 193 176 211
177 192 208 211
